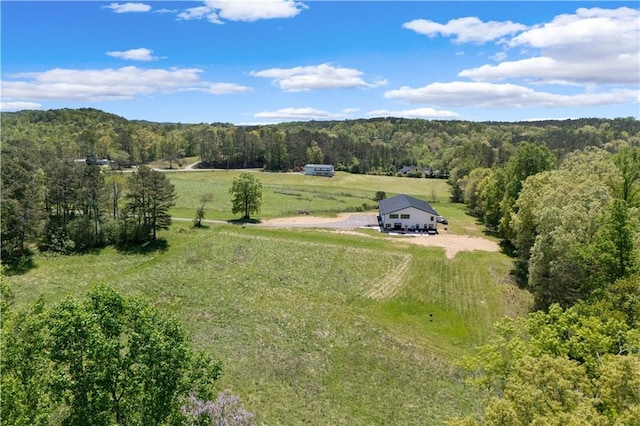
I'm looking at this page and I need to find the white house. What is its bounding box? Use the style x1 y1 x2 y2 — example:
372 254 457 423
378 194 439 232
304 164 335 177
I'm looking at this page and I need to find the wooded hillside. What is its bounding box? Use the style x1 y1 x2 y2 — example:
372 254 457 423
3 108 638 174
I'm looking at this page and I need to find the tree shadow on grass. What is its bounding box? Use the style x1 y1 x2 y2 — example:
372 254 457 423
115 238 169 255
474 216 529 288
227 218 261 225
3 252 36 276
192 223 211 229
477 220 516 258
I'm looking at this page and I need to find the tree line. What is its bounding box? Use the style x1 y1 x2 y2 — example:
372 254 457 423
449 141 640 424
3 108 638 281
456 141 639 310
2 136 177 268
452 274 640 425
2 108 638 176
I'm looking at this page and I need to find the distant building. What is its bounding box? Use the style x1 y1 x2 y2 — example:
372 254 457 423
77 157 112 166
378 194 439 232
400 165 419 174
304 164 335 177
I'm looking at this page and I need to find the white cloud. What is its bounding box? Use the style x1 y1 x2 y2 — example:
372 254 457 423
177 6 221 23
384 81 639 108
206 0 307 21
2 66 252 102
0 101 42 111
204 83 253 95
254 107 346 120
460 7 639 85
366 107 460 119
509 7 638 54
251 63 387 92
403 16 527 43
179 0 306 23
106 3 151 13
106 48 161 62
459 55 639 85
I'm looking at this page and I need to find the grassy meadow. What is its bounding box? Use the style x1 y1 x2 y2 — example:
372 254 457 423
167 170 449 217
6 172 532 424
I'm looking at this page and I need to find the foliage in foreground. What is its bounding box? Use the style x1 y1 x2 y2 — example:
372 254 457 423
0 282 255 425
452 274 640 425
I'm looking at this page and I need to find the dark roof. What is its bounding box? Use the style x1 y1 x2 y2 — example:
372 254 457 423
378 194 439 216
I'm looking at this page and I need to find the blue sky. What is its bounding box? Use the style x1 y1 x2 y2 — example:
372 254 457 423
2 1 638 124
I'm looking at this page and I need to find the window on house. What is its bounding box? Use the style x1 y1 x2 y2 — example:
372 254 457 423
400 214 410 219
431 216 434 221
389 214 399 219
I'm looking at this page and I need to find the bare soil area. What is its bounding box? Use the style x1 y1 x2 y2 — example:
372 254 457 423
397 233 499 258
260 212 373 226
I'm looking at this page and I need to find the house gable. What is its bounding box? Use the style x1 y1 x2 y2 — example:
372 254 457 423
378 195 439 231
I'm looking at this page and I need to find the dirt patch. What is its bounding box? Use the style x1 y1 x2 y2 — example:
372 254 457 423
260 212 378 228
261 213 357 225
397 233 499 259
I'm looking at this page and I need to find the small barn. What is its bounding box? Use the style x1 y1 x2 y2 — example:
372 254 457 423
304 164 335 177
378 194 439 232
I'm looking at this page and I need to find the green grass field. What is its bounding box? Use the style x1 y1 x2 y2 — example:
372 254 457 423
167 170 451 219
6 172 532 424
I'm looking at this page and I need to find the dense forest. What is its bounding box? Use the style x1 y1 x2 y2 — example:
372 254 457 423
2 108 638 175
2 108 639 424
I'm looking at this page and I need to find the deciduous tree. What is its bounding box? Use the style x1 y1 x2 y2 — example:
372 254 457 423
459 293 640 425
47 286 191 425
613 147 640 206
229 173 262 221
161 130 185 169
1 297 52 425
1 284 223 425
194 193 213 227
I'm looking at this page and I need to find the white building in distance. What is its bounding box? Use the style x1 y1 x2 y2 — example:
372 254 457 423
304 164 335 177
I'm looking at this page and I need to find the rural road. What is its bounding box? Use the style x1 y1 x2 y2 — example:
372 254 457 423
259 213 379 228
171 213 380 229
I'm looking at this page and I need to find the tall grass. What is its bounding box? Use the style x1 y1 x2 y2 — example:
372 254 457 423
7 221 531 424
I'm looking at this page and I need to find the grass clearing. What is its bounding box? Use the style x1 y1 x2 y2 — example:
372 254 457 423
7 219 530 424
6 174 532 424
167 170 451 220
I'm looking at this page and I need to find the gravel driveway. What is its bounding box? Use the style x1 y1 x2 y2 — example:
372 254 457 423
258 213 380 229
